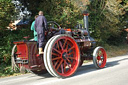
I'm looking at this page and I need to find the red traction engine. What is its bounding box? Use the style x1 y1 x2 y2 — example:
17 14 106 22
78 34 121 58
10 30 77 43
12 11 107 78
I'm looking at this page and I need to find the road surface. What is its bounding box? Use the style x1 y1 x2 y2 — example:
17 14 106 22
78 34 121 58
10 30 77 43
0 55 128 85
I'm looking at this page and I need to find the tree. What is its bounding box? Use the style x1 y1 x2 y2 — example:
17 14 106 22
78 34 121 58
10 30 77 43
88 0 128 45
0 0 16 29
16 0 82 28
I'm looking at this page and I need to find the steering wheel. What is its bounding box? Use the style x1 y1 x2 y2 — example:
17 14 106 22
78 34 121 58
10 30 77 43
45 21 61 39
47 21 61 31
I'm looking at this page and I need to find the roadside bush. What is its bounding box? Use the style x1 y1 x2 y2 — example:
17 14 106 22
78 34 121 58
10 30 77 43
0 29 33 66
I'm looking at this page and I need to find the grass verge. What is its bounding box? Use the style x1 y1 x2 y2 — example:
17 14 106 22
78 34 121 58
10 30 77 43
105 43 128 58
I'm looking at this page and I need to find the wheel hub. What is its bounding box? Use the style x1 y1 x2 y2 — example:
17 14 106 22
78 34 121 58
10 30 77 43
97 55 104 60
62 52 67 60
101 56 104 59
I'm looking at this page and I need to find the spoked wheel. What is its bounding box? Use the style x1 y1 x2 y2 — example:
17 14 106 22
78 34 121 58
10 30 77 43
93 46 107 68
44 35 80 78
11 45 20 71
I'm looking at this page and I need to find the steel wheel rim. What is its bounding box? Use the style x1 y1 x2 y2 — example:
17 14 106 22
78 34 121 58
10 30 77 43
96 48 107 68
51 36 80 77
11 45 20 71
44 35 60 77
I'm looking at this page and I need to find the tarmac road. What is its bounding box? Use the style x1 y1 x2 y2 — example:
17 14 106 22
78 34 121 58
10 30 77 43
0 55 128 85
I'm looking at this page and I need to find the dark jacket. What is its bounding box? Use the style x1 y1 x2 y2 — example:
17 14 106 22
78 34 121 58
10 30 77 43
34 15 47 34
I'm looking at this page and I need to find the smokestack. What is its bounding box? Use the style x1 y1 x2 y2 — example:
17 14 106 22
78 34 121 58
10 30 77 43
83 11 90 36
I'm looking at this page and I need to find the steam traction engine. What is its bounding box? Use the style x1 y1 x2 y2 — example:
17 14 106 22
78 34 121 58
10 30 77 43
12 11 107 78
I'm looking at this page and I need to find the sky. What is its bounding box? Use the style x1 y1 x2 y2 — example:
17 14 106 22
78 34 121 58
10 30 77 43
12 0 31 19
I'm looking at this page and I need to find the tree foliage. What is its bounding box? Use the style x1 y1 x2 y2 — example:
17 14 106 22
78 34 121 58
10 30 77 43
0 0 16 29
17 0 82 28
88 0 128 45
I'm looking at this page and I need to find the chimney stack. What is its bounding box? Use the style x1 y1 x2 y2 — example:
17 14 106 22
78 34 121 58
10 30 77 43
83 11 90 36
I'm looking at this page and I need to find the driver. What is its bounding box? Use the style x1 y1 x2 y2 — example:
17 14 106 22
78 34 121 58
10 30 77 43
34 11 47 55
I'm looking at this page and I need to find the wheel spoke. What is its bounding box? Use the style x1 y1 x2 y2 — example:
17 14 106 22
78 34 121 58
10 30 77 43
56 60 63 70
101 59 104 64
101 52 103 56
67 56 76 60
52 57 61 61
67 46 75 52
99 53 103 57
57 42 60 50
66 42 69 50
97 52 100 56
61 64 64 74
65 56 72 64
67 51 74 56
63 39 67 49
59 41 63 50
53 48 61 54
97 56 101 60
54 59 60 68
64 60 66 72
97 60 100 66
52 52 59 56
65 61 72 70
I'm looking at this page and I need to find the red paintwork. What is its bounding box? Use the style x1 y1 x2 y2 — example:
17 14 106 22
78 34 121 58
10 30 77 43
96 48 107 68
83 13 89 16
51 36 80 77
64 29 71 31
13 41 45 71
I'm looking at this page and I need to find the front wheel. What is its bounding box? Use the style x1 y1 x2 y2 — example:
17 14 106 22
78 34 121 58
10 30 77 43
93 46 107 68
44 34 80 78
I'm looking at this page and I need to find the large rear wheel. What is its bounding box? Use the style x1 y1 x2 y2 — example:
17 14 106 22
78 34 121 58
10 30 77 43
44 35 80 78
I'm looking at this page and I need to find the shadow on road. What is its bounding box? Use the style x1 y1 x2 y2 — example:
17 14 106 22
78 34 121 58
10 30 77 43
29 57 128 79
106 58 128 67
28 71 53 79
73 57 128 77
